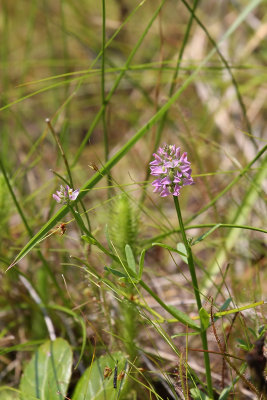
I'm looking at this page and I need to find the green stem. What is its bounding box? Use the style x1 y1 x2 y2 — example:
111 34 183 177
139 280 199 330
139 280 180 318
138 0 199 208
101 0 111 194
68 206 120 263
101 0 107 158
173 196 213 399
46 119 73 189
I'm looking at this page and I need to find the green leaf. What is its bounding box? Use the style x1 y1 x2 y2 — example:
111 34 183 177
190 388 211 400
219 298 232 312
152 242 187 259
0 340 44 357
218 387 231 400
218 364 246 399
168 305 200 331
19 338 72 400
177 243 188 264
6 206 69 271
213 298 232 322
125 244 137 276
0 388 20 400
72 351 128 400
247 327 258 339
199 307 210 331
236 338 251 351
104 266 128 278
192 224 221 245
258 325 266 337
171 332 199 338
81 235 97 245
138 249 146 281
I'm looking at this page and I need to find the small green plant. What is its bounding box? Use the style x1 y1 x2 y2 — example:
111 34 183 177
2 338 128 400
107 194 139 361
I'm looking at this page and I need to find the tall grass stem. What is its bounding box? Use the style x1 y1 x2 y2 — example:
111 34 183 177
101 0 111 194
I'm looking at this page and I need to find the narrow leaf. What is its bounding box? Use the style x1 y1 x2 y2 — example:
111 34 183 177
191 388 211 400
152 242 187 258
125 244 137 276
213 298 232 322
168 305 200 331
218 387 231 400
199 307 210 331
192 224 221 245
177 243 188 264
81 235 97 245
138 249 146 281
219 298 232 312
104 266 128 278
218 368 243 400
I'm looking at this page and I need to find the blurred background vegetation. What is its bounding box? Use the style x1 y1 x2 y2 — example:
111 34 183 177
0 0 266 398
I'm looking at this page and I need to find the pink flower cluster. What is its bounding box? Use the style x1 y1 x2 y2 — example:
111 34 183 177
53 185 79 204
150 144 193 197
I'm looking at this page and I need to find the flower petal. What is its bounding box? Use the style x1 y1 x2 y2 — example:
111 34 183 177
53 194 62 203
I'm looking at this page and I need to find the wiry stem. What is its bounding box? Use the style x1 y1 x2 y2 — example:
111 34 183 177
173 196 214 399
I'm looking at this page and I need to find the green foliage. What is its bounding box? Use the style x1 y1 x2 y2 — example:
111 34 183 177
107 196 140 361
72 351 128 400
19 338 72 400
218 365 247 400
168 305 200 331
0 388 20 400
199 307 210 331
9 340 128 400
236 338 252 351
1 0 266 399
177 242 188 264
219 298 232 312
125 244 137 277
191 388 212 400
108 195 138 263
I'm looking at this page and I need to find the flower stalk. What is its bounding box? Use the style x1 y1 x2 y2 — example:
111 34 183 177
150 145 213 398
174 196 213 399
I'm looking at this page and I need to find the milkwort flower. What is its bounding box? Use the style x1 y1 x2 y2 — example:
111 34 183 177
150 144 193 197
53 185 79 204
